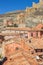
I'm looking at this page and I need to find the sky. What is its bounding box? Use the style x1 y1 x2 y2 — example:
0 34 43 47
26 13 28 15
0 0 39 14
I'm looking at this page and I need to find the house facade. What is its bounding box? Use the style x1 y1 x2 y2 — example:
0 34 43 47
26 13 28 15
28 24 43 38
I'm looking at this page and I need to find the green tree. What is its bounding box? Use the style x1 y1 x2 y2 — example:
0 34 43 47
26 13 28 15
14 24 18 27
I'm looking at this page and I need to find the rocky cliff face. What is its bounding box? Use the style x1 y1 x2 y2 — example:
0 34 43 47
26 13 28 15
0 0 43 29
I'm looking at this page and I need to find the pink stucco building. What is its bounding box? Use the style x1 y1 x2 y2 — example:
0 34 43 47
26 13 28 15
28 24 43 38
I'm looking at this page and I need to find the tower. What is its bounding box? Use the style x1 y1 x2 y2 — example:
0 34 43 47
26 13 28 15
40 0 43 2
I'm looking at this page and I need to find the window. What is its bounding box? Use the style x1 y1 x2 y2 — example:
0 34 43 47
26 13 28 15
36 32 38 37
16 47 19 50
31 33 33 37
35 49 43 52
41 27 43 29
35 8 37 10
